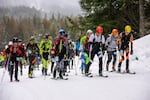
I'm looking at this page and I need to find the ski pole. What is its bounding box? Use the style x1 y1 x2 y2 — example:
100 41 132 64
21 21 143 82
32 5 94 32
103 51 107 69
74 56 78 75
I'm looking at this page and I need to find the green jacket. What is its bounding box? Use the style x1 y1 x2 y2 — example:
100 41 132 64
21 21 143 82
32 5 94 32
39 39 52 54
80 36 86 46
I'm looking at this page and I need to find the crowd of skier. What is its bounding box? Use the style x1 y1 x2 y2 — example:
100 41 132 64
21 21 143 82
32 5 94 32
0 25 134 82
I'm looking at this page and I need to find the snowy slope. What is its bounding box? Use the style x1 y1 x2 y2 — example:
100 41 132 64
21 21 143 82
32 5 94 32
0 35 150 100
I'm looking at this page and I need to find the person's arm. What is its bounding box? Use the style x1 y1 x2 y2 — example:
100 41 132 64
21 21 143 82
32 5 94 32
117 33 123 51
130 34 133 55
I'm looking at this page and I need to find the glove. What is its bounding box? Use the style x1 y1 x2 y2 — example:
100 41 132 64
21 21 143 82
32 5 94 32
130 50 133 55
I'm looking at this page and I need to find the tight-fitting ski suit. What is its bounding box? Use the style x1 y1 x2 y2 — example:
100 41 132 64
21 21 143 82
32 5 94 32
87 33 105 75
26 42 39 78
53 36 67 78
7 43 22 81
105 35 119 71
39 39 52 75
118 32 133 72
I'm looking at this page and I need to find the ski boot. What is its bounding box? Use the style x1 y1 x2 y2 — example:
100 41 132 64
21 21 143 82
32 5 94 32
112 65 116 71
117 62 122 73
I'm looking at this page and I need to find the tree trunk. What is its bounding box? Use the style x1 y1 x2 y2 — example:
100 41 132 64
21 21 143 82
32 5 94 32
139 0 145 37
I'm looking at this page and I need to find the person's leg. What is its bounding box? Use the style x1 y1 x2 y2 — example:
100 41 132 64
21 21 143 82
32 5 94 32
118 50 124 72
99 57 103 76
15 61 19 81
85 52 95 74
106 52 112 71
10 61 14 82
126 49 130 73
112 52 117 71
20 60 23 75
51 61 54 73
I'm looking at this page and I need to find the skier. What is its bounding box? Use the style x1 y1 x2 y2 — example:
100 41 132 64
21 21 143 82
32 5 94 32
79 29 92 74
39 34 52 75
52 29 67 79
17 39 25 75
105 29 119 71
7 37 21 82
26 36 39 78
75 39 80 56
118 25 133 73
87 26 106 77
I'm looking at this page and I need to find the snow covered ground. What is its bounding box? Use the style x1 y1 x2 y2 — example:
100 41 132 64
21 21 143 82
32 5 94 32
0 35 150 100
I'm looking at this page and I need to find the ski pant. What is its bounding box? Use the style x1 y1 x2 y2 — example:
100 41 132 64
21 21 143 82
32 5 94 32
51 61 55 73
118 48 130 71
64 60 68 72
41 52 49 75
53 60 64 78
42 52 49 69
85 62 90 74
10 57 19 81
28 55 36 75
85 48 103 75
18 57 23 75
106 50 117 68
76 49 79 56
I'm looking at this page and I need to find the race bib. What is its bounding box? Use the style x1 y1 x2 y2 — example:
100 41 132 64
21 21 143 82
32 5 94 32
55 56 59 62
16 57 20 61
28 50 32 54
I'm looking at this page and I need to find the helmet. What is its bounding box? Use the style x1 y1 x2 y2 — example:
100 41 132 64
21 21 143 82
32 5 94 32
112 29 118 36
8 41 13 45
86 29 93 34
30 36 35 41
125 25 131 33
59 29 65 36
45 34 49 39
96 26 103 35
18 39 22 42
13 37 18 43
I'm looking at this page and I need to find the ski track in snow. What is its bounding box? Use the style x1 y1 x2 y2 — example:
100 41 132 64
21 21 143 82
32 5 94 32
0 35 150 100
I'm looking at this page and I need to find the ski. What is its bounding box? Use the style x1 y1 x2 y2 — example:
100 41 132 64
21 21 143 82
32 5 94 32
122 71 136 74
51 77 68 80
117 71 136 75
99 75 108 78
85 74 93 78
85 73 93 78
109 70 116 72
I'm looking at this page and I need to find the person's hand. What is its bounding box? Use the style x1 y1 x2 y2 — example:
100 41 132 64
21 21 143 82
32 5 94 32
130 50 133 55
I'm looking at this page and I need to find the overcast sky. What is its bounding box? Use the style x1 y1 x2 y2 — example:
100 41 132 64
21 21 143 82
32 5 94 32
0 0 82 15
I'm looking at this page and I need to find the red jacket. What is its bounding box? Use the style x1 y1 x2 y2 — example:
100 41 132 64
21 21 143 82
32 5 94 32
54 36 67 56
